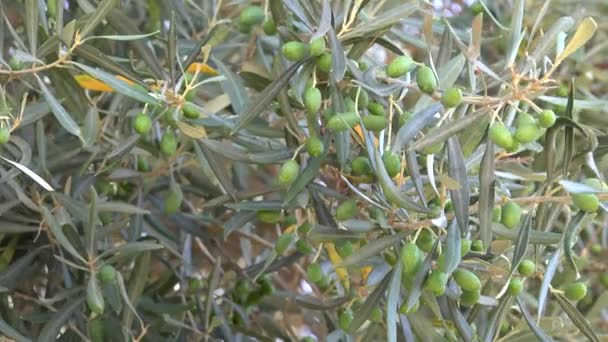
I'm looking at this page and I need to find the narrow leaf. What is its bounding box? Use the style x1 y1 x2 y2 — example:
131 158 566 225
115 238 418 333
516 296 555 342
563 212 586 279
37 297 85 342
391 104 443 153
447 137 469 236
341 233 406 267
557 17 597 62
35 76 83 140
0 156 54 191
553 292 599 342
74 63 157 104
79 0 117 38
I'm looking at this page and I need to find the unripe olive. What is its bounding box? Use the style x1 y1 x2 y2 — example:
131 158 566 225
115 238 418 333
362 115 388 132
238 21 253 34
8 56 23 71
358 60 369 71
182 102 200 119
370 306 383 322
516 112 536 126
337 241 354 258
305 136 324 157
441 87 462 108
590 244 602 255
239 6 265 27
257 275 274 296
345 98 357 112
460 290 480 307
564 282 587 301
262 18 277 35
336 200 357 221
351 156 372 176
300 337 315 342
471 240 484 252
316 53 332 73
184 89 196 101
416 229 435 253
0 127 10 145
400 242 422 275
398 111 413 127
339 309 354 331
189 278 203 290
518 259 535 277
500 201 522 229
327 112 359 131
453 268 481 292
416 66 437 94
399 300 419 314
421 141 444 155
461 239 472 257
470 2 484 15
275 233 294 254
572 193 599 213
133 113 152 135
296 239 314 255
164 190 182 214
514 124 540 143
508 278 524 296
47 0 57 17
367 102 385 116
600 273 608 288
425 270 448 296
278 160 299 186
86 279 105 315
488 123 514 149
492 207 501 222
282 41 310 61
257 210 282 224
298 222 314 236
349 88 369 108
160 132 178 157
309 37 326 57
386 55 414 78
304 87 322 115
99 265 117 284
556 84 569 97
382 151 401 178
307 264 323 283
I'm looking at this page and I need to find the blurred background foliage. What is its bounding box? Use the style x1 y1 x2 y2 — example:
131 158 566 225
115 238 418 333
0 0 607 341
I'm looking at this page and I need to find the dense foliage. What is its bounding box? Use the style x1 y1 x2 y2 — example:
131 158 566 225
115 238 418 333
0 0 607 341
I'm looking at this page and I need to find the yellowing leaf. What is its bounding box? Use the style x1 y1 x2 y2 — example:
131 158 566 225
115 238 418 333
74 74 135 92
186 62 219 76
325 243 349 290
557 17 597 62
176 120 207 139
353 125 379 147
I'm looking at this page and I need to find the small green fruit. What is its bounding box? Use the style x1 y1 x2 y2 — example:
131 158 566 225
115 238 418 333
386 55 414 78
306 136 324 157
590 244 602 255
453 268 481 292
257 210 282 224
296 239 314 255
337 241 354 258
262 18 277 35
309 37 326 57
508 278 524 296
460 290 480 307
600 273 608 288
492 207 501 222
282 41 310 61
160 132 178 157
572 193 599 213
88 318 104 342
416 229 435 253
47 0 57 17
275 233 295 254
564 282 587 301
501 201 522 229
461 240 472 257
339 309 354 331
316 53 332 73
358 60 369 71
425 270 448 296
164 190 182 214
399 111 412 127
336 200 357 221
8 56 23 71
182 103 200 119
400 242 422 275
470 2 484 15
349 88 369 108
327 112 359 132
367 102 385 116
489 123 514 149
399 300 419 314
86 279 105 315
370 306 383 322
416 66 437 94
518 259 535 277
99 265 117 284
516 112 536 126
278 160 299 186
514 124 540 143
300 337 316 342
382 151 401 178
257 275 274 296
304 87 322 115
362 115 388 132
351 156 372 176
307 264 323 283
133 113 152 135
471 240 484 252
441 87 462 108
0 127 10 145
137 156 149 172
298 223 314 236
240 6 265 26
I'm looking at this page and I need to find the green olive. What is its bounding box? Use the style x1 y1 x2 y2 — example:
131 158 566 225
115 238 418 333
262 18 277 35
307 264 323 283
461 239 472 257
400 242 422 275
316 53 332 73
327 112 359 132
296 239 314 255
416 229 435 253
88 319 104 342
514 124 540 143
282 41 310 61
339 309 354 331
309 37 326 57
275 233 294 254
416 66 437 94
304 87 322 115
182 102 200 119
362 115 388 132
337 241 354 258
239 6 265 26
399 111 412 127
367 102 385 116
441 87 462 108
137 156 149 172
471 240 484 252
425 270 448 296
298 222 314 236
382 151 401 178
590 244 602 255
351 156 372 176
349 88 369 109
564 282 587 301
453 268 481 292
370 306 383 323
500 201 522 229
160 132 178 157
488 122 514 149
460 289 480 307
47 0 57 17
257 210 282 224
516 112 536 126
133 113 152 135
0 127 10 145
278 160 299 186
305 136 324 157
572 193 599 213
386 55 414 78
164 190 182 214
508 278 524 296
86 278 105 315
492 207 501 222
8 56 23 71
470 2 484 15
336 200 357 221
600 272 608 288
518 259 535 277
98 265 117 284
